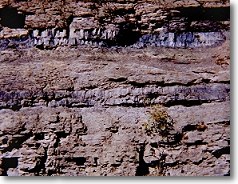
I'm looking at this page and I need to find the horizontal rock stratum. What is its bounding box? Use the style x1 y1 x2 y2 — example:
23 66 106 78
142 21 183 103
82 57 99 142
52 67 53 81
0 0 230 48
0 0 230 176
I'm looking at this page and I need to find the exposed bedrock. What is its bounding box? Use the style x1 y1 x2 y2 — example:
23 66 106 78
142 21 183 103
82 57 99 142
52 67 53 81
0 83 230 110
0 102 230 176
0 29 228 49
0 0 230 177
0 0 230 49
0 39 231 175
0 43 230 110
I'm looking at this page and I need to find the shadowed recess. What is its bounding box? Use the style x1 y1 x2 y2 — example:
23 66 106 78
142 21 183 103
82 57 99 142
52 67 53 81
178 7 230 21
0 7 25 28
2 158 18 176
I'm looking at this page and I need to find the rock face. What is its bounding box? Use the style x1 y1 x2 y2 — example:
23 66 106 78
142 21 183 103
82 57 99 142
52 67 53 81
0 0 230 176
0 102 230 176
0 0 229 49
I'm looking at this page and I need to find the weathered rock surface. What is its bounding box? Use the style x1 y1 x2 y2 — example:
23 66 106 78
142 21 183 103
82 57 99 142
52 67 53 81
0 101 230 176
0 0 230 177
0 0 230 49
0 37 230 176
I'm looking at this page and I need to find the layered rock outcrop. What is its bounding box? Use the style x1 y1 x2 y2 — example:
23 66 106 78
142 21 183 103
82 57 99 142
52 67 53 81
0 102 230 176
0 40 230 176
0 0 229 49
0 0 230 177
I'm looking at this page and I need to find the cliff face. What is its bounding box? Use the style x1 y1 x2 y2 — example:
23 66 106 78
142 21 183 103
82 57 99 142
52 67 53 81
0 0 229 48
0 0 230 176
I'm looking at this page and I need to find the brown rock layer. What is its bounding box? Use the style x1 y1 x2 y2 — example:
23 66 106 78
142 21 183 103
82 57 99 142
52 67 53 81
0 0 230 48
0 39 230 176
0 0 230 177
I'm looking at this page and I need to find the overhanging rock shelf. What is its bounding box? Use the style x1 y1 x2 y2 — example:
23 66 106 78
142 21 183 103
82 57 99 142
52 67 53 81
0 0 230 49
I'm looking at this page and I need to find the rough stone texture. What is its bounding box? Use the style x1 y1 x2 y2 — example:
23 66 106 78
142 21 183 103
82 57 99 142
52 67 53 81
0 101 230 176
0 0 230 48
0 0 230 177
0 38 230 176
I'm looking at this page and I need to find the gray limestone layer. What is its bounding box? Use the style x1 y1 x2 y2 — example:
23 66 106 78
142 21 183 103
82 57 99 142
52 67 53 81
0 83 230 110
0 29 227 50
134 32 226 48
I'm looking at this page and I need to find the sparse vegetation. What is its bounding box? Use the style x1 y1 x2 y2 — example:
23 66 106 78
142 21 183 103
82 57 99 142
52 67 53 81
144 105 174 136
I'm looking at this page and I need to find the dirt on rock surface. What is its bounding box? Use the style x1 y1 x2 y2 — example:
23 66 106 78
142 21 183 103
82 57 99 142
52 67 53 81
0 40 230 176
0 0 230 176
